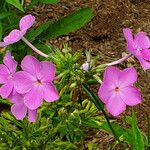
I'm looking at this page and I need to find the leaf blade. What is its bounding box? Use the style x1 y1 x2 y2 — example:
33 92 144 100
6 0 24 12
40 7 93 39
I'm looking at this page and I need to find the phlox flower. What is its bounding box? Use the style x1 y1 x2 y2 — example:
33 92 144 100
0 51 17 98
123 28 150 70
8 92 37 122
0 14 35 47
98 66 141 116
13 55 59 110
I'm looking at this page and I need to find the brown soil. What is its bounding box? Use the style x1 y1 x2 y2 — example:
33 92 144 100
29 0 150 149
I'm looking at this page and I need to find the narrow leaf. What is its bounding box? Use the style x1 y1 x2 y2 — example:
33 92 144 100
40 7 93 39
33 0 59 4
27 21 52 41
131 112 145 150
82 118 126 137
6 0 24 12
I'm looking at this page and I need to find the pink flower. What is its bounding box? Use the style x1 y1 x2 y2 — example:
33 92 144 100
13 55 59 110
0 51 17 98
98 66 141 116
8 92 37 122
123 28 150 70
0 14 35 47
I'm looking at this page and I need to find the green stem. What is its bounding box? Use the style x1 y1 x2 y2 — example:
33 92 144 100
82 84 124 150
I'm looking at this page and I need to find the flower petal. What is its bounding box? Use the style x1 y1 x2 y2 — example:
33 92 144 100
11 103 27 120
119 67 137 87
0 64 9 83
123 28 136 53
21 55 41 77
28 109 37 122
136 56 150 70
135 32 150 49
106 93 126 116
141 49 150 61
39 61 55 82
3 29 25 45
123 28 134 43
19 14 35 32
3 51 17 74
13 71 35 94
0 81 13 98
0 42 7 47
8 92 23 103
120 86 142 106
98 83 114 104
103 66 120 86
43 83 59 102
24 86 43 110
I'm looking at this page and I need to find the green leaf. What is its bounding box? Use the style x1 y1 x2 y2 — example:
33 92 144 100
0 0 5 10
82 84 104 111
26 0 59 10
6 0 24 12
0 12 14 20
130 112 145 150
0 21 2 40
40 7 93 39
33 0 59 4
82 118 126 137
27 21 52 41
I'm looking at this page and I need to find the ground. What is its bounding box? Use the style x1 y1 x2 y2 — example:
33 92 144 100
28 0 150 149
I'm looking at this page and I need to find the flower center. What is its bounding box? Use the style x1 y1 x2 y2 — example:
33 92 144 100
8 75 13 79
115 86 120 92
35 80 42 86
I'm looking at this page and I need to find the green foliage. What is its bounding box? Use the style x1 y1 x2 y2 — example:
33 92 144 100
0 12 14 20
0 21 2 40
40 7 93 39
5 0 24 12
125 112 145 150
32 0 60 4
27 21 52 42
0 98 100 149
82 111 149 150
25 0 60 11
82 118 126 137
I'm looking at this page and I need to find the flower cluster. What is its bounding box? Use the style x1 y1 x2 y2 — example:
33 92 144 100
0 51 59 122
98 28 150 116
0 13 149 120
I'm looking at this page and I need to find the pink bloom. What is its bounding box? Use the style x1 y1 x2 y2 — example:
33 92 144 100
13 55 59 110
0 51 17 98
8 92 37 122
123 28 150 70
0 14 35 47
98 66 141 116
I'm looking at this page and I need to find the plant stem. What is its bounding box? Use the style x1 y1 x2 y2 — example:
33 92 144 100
21 37 49 58
82 84 124 150
107 53 132 66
